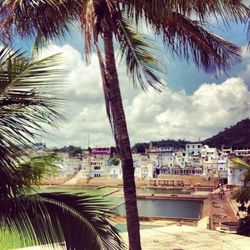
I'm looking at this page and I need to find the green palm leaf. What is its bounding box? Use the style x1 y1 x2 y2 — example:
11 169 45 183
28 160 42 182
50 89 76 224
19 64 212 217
124 0 248 24
159 13 241 74
231 158 250 200
115 17 163 91
0 193 124 250
0 46 66 198
231 158 250 171
0 0 81 41
122 1 247 74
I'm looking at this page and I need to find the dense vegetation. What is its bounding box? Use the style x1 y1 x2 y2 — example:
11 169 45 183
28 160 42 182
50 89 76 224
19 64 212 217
132 140 190 153
53 145 84 157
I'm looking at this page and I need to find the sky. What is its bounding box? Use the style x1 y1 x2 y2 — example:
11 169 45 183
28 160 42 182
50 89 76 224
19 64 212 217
28 6 250 148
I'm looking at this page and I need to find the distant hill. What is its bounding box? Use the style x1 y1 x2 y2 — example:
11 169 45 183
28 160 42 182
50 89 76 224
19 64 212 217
202 118 250 148
132 118 250 152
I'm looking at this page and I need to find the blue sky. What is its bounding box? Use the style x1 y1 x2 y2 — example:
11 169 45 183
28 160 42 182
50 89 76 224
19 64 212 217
22 9 250 147
49 19 249 94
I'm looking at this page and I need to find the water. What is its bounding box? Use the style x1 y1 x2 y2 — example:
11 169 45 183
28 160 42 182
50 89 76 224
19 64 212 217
136 188 191 195
114 199 203 219
115 223 163 233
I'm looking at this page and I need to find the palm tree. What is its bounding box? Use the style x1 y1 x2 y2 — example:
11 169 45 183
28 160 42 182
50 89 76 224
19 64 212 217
230 157 250 236
0 47 124 249
231 158 250 189
1 1 249 249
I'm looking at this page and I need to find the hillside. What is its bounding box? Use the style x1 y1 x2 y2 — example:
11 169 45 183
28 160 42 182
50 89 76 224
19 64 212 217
132 118 250 152
202 118 250 148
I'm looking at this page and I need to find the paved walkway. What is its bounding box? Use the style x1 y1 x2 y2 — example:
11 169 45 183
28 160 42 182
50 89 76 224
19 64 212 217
120 225 250 250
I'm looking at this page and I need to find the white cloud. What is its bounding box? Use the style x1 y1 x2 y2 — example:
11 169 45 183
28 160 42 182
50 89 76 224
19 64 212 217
37 44 250 147
126 77 249 143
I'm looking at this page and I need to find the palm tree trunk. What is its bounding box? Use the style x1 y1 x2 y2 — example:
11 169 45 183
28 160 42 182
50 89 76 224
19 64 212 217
103 29 141 250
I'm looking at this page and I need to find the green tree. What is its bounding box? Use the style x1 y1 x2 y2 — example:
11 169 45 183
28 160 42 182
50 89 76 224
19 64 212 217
110 157 120 166
2 1 249 249
0 47 123 249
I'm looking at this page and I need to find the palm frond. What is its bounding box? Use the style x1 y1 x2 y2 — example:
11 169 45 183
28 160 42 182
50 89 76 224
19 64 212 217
79 0 97 62
231 158 250 171
0 193 124 250
115 17 163 91
231 158 250 197
0 46 66 198
17 152 62 192
159 13 241 74
123 0 248 25
0 0 82 41
79 0 117 62
0 48 65 144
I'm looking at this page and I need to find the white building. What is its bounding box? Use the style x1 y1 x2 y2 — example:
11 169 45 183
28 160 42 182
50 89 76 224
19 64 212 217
217 156 228 178
186 143 202 156
109 162 123 179
135 162 154 180
233 149 250 157
161 152 174 168
201 145 219 175
89 158 109 177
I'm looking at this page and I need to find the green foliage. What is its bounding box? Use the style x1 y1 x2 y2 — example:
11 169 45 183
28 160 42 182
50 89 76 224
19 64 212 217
231 158 250 237
0 227 35 250
231 158 250 200
18 152 61 193
53 145 83 157
0 193 124 250
110 157 120 166
0 47 65 198
0 47 124 249
133 139 190 152
151 139 190 149
132 143 149 153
